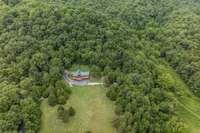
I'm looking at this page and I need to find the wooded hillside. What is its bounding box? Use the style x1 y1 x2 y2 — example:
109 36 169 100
0 0 200 133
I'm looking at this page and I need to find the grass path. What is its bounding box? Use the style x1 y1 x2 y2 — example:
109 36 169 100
40 86 116 133
157 64 200 133
176 100 200 120
175 89 200 133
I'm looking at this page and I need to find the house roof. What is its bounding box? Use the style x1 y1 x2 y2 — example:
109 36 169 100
71 69 89 77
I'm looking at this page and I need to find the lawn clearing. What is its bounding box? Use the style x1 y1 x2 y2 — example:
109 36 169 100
40 86 116 133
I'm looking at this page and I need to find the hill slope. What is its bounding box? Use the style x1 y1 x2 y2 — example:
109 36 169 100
156 63 200 133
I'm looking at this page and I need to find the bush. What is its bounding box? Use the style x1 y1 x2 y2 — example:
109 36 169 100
57 105 65 118
68 106 75 116
57 106 76 123
58 95 67 105
62 110 70 123
85 130 92 133
48 92 57 106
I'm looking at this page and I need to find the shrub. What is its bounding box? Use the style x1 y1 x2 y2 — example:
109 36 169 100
68 106 75 116
57 105 65 118
48 92 57 106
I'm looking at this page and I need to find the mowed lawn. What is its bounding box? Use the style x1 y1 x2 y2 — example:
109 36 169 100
40 86 116 133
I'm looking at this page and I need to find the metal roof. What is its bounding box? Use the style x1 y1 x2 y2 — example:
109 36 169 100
71 69 89 77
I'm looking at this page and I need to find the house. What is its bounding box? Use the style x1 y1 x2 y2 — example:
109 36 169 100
71 69 90 81
64 69 90 86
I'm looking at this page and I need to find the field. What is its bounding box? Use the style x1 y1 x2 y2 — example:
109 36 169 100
40 85 116 133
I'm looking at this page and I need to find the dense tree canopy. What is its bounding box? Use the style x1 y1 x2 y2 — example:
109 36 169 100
0 0 200 132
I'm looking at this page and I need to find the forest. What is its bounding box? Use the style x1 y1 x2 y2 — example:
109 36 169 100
0 0 200 133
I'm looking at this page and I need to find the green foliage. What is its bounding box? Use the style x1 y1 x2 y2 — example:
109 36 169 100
20 97 41 132
57 105 75 123
47 80 71 106
1 0 200 132
62 109 70 123
57 105 65 118
158 5 200 97
48 92 57 106
68 106 75 116
2 0 21 6
85 131 92 133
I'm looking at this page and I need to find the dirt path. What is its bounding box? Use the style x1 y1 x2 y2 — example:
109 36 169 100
88 82 104 85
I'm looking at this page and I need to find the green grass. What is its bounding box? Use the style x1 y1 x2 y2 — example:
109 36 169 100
40 86 116 133
176 88 200 133
156 64 200 133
